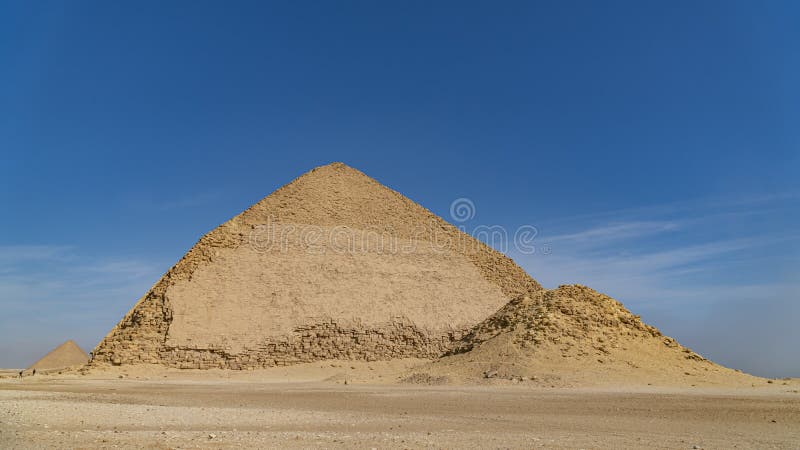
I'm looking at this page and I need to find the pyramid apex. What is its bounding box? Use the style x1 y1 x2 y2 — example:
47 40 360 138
309 161 363 174
287 161 376 187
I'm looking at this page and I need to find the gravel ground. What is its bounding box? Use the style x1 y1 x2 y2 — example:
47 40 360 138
1 376 799 449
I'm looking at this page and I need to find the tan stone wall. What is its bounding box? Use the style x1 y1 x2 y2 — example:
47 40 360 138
160 320 466 370
92 292 172 366
92 291 467 369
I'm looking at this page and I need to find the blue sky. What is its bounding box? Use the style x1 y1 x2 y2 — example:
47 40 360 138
1 1 798 377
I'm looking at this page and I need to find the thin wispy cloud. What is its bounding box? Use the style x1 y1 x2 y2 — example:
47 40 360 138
155 190 224 211
550 241 717 276
546 221 680 244
0 245 75 263
82 260 159 279
510 192 800 377
120 190 227 215
539 190 800 227
0 245 163 368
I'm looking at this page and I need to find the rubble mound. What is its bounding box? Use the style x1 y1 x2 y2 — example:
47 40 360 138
418 285 760 386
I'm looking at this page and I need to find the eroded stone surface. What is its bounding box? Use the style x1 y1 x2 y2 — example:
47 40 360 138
91 163 541 368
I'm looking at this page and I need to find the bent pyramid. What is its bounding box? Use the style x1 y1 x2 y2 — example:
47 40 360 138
93 163 541 369
29 340 88 371
419 285 758 386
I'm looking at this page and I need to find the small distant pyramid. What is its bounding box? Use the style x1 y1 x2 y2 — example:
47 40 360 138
92 162 542 369
420 285 758 385
29 340 88 371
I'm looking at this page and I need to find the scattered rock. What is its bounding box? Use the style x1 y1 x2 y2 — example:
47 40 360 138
401 373 449 385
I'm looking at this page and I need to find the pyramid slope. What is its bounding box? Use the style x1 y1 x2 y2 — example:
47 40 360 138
416 285 760 386
92 163 542 369
29 340 88 371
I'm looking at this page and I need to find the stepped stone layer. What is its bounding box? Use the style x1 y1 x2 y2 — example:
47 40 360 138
92 163 542 369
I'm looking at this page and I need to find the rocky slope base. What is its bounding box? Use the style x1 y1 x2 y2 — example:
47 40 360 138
410 285 761 386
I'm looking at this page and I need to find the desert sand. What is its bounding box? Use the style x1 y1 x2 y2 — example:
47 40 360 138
1 364 798 449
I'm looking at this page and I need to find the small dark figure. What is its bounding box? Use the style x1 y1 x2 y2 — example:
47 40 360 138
18 370 22 378
32 368 36 376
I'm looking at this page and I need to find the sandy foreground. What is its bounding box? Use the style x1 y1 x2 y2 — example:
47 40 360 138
1 361 798 449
